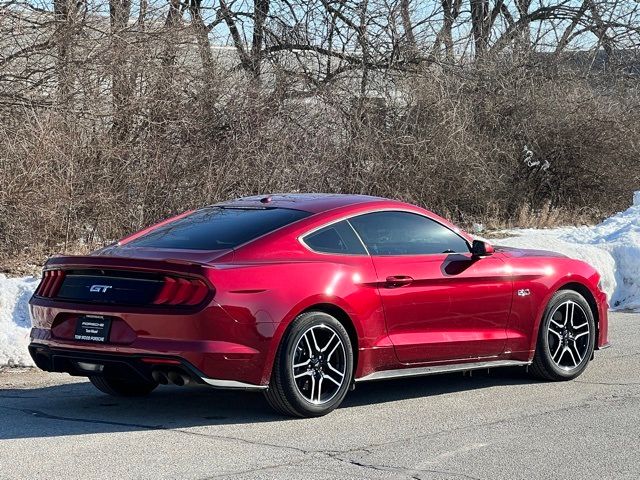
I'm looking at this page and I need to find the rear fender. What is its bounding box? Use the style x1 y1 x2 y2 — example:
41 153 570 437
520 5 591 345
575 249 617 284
256 294 368 385
207 261 384 385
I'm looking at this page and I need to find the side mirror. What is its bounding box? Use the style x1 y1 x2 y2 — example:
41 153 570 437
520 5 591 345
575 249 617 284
471 240 494 257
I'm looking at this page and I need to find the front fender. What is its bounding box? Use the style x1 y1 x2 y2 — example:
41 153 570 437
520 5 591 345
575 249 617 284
504 256 604 360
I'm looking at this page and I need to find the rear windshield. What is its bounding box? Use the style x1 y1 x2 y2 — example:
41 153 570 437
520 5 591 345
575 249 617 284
126 207 311 250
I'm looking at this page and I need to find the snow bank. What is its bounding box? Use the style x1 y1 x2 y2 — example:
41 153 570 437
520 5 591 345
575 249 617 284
0 274 37 366
562 192 640 310
496 232 618 300
496 191 640 311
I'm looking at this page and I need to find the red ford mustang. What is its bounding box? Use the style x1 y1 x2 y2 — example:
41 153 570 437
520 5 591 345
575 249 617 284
28 194 609 417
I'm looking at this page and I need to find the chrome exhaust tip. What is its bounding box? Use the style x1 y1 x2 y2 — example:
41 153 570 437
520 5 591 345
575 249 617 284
167 370 191 386
152 370 170 385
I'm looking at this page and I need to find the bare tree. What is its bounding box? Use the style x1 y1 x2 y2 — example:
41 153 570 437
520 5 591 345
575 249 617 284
110 0 133 139
1 0 640 271
53 0 79 108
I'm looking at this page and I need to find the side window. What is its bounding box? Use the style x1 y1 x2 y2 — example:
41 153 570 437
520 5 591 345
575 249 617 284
303 220 367 255
348 211 469 256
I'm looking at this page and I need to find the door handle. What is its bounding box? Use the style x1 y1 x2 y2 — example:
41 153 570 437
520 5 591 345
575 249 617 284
385 275 414 288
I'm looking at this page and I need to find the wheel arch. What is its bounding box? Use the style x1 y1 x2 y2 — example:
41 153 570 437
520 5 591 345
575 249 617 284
527 277 601 358
529 281 599 379
556 281 600 354
300 303 359 377
259 299 363 385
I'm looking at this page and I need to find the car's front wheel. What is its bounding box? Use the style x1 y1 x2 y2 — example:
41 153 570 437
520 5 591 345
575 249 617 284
530 290 596 381
264 311 354 417
89 375 158 397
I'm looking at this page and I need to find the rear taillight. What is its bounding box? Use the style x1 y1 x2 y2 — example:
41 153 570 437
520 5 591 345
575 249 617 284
153 276 210 306
35 270 66 298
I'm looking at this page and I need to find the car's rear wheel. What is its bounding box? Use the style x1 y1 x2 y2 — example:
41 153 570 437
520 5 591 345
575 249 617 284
530 290 596 381
264 311 354 417
89 375 158 397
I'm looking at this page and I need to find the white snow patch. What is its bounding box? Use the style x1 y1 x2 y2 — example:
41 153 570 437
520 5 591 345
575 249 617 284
496 232 617 300
0 274 38 367
496 192 640 311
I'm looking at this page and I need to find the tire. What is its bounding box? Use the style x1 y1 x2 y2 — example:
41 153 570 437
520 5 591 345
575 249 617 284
89 375 158 397
264 311 354 417
530 290 596 381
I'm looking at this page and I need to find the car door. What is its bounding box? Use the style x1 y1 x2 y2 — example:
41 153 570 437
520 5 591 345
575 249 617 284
348 211 513 364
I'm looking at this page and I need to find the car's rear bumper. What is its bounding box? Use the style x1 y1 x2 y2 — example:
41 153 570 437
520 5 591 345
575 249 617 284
28 344 267 390
28 297 278 387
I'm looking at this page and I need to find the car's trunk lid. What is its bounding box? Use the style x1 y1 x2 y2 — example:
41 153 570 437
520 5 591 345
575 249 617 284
33 255 216 308
93 243 233 264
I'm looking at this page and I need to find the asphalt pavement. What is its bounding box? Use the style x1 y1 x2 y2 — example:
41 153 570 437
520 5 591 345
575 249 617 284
1 311 638 479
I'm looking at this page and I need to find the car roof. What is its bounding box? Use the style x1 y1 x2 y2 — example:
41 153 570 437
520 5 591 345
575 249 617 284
217 193 389 214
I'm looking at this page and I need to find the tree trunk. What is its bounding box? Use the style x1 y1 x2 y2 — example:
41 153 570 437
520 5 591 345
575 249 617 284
400 0 417 54
442 0 462 59
586 0 614 59
555 0 588 53
190 0 216 78
250 0 270 78
359 0 370 97
470 0 490 59
514 0 532 51
53 0 76 110
149 0 182 129
110 0 133 140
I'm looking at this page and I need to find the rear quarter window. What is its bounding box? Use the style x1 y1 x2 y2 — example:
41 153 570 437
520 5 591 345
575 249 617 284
126 207 311 250
303 220 367 255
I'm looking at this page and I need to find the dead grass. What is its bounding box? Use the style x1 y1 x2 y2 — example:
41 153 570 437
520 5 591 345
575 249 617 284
0 62 638 274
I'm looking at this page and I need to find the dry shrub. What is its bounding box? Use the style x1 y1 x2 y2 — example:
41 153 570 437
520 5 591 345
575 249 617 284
1 59 639 273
